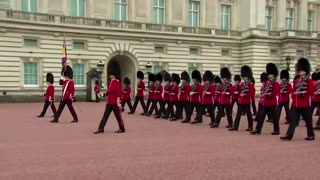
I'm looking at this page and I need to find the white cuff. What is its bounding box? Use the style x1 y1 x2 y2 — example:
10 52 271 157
60 76 65 80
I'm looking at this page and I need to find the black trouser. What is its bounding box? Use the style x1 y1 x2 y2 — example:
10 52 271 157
145 99 152 113
98 104 125 131
148 100 161 115
251 99 257 115
95 94 100 102
186 102 201 121
215 104 233 126
276 102 290 123
196 104 214 123
164 102 178 118
255 106 279 133
231 99 238 113
39 100 57 117
176 101 190 119
285 107 314 138
311 102 320 126
121 100 133 112
233 104 253 130
257 103 272 120
157 100 170 117
54 99 78 122
131 96 146 113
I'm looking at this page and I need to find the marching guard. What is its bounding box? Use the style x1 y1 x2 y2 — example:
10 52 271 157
174 71 191 121
164 73 180 120
251 63 280 135
121 77 133 112
211 68 233 128
229 65 254 131
191 71 215 124
94 69 125 134
276 69 292 124
231 75 241 111
51 65 78 123
182 70 202 123
155 71 171 118
38 73 57 117
144 73 156 115
94 80 100 103
129 71 146 114
281 58 315 141
147 73 163 116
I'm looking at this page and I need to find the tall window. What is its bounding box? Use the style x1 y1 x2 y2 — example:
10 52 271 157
153 0 165 24
266 7 273 31
153 64 163 74
115 0 127 21
221 5 231 30
307 11 313 32
73 64 85 85
286 9 295 30
21 0 37 12
71 0 85 17
189 0 199 27
24 62 38 86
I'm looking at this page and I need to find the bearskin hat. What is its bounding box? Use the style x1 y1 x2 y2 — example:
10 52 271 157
148 73 156 82
109 67 120 79
46 73 54 84
266 63 278 77
203 71 214 82
124 77 131 85
316 72 320 80
63 65 73 79
181 71 190 83
312 72 317 81
163 71 171 82
296 57 311 74
241 65 253 78
214 75 222 84
155 73 163 82
280 69 289 80
220 67 231 79
191 70 202 82
95 80 99 85
137 71 144 79
172 73 180 84
260 72 268 83
251 76 256 84
234 74 241 82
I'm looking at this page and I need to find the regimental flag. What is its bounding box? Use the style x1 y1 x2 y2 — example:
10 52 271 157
62 36 67 66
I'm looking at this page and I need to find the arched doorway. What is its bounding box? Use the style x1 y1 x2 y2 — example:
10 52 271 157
106 54 137 95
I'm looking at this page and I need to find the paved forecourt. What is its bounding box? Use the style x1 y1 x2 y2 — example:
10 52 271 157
0 102 319 180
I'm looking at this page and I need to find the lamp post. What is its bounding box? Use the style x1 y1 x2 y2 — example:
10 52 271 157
145 62 152 74
96 60 105 88
285 56 291 71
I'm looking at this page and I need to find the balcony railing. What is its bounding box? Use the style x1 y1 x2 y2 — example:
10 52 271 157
0 9 318 39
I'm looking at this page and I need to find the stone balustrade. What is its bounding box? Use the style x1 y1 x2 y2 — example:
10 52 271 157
0 9 319 39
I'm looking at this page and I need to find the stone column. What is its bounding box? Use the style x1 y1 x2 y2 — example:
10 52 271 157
212 0 219 29
276 0 287 30
255 0 266 29
200 0 206 27
298 0 308 31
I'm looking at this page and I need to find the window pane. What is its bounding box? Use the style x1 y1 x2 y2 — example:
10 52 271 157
159 9 164 24
24 63 38 85
155 46 165 54
73 64 85 85
153 66 163 74
192 12 198 27
190 48 199 55
121 4 127 21
221 49 230 57
73 41 85 49
24 39 38 48
115 3 120 20
159 0 164 7
21 0 28 11
30 0 37 12
79 0 85 17
71 0 78 16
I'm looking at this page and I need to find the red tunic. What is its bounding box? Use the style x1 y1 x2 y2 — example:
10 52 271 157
238 82 255 105
190 84 203 103
214 84 221 102
106 79 122 105
154 84 163 101
261 80 280 106
59 79 75 100
148 84 156 100
251 86 256 102
259 85 265 105
163 84 172 101
179 84 191 101
45 84 55 101
170 85 179 102
94 85 100 95
312 82 320 103
232 83 240 100
122 85 132 100
278 82 292 103
202 84 215 105
136 81 145 97
219 83 234 105
291 77 314 108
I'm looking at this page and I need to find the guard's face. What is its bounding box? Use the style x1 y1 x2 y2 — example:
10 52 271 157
47 82 50 85
317 79 320 83
109 75 115 79
243 77 248 81
149 81 154 85
281 78 287 82
192 79 197 84
156 80 160 85
235 80 239 84
165 81 170 85
205 81 210 84
173 82 177 86
268 74 274 79
223 78 228 82
299 70 306 76
182 79 187 84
